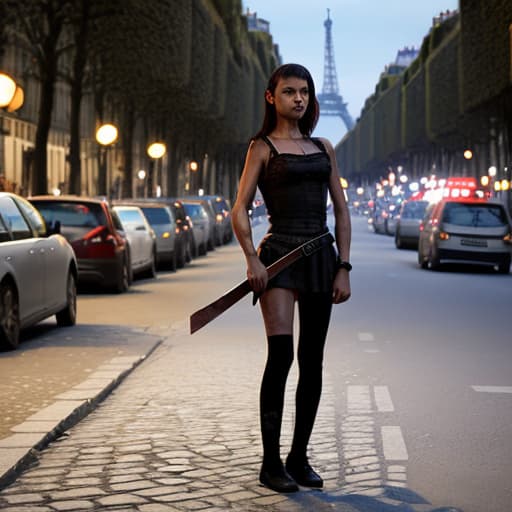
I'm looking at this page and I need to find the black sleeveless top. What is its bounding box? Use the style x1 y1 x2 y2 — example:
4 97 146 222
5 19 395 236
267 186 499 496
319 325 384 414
256 136 336 293
258 136 331 236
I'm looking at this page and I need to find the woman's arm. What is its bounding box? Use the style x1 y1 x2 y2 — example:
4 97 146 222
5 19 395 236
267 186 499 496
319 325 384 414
231 139 269 295
320 137 352 304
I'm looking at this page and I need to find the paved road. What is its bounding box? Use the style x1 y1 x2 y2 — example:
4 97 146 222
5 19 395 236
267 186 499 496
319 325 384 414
0 215 510 511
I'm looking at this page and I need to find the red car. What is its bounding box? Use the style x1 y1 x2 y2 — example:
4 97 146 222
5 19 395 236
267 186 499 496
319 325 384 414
29 196 131 292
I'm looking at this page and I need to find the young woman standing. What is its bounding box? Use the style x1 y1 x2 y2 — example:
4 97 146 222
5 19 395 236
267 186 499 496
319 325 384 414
231 63 352 493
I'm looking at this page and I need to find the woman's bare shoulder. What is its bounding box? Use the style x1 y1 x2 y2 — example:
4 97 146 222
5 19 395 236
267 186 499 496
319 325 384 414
316 137 334 152
247 137 270 161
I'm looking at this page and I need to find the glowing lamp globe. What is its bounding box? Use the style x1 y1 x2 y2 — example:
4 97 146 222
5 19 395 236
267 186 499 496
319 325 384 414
0 73 17 108
147 142 166 159
96 124 118 146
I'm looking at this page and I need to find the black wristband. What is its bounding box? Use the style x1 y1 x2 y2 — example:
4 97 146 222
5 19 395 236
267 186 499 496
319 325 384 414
336 257 352 272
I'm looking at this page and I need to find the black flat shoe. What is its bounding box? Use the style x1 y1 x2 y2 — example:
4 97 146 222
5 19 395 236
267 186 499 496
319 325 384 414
259 464 299 493
285 457 323 488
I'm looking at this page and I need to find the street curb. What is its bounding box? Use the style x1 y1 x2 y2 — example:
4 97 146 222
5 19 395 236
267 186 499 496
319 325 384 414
0 337 163 491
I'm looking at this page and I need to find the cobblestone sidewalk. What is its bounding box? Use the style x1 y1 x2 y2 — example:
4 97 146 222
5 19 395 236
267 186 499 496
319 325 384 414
0 316 447 511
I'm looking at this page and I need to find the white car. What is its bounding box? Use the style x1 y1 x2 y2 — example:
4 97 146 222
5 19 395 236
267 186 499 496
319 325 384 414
113 205 157 279
418 198 512 273
0 192 78 350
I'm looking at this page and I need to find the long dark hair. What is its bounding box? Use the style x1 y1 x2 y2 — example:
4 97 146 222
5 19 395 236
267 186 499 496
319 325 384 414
254 63 319 139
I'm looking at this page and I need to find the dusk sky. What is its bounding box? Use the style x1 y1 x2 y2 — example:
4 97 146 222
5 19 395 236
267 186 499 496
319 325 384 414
242 1 459 144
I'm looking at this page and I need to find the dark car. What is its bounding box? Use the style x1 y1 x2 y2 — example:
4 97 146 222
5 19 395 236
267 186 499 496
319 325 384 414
181 199 211 256
29 196 130 292
136 197 192 268
189 195 233 245
394 200 428 249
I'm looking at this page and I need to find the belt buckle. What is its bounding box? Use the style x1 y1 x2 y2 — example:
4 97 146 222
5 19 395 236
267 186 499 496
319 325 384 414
302 241 317 257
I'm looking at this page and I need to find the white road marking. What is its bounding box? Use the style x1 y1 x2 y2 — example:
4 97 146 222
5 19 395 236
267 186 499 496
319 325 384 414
374 386 394 412
358 332 375 342
381 426 408 461
471 386 512 394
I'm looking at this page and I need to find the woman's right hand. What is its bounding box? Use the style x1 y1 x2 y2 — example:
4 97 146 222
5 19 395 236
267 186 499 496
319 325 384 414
246 254 268 295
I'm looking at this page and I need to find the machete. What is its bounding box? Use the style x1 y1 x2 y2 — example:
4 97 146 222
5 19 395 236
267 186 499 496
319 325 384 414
189 232 333 334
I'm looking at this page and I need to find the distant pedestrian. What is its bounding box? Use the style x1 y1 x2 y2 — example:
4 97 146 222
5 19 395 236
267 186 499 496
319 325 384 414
231 63 352 493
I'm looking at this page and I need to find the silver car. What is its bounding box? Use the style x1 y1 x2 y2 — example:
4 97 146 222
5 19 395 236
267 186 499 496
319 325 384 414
181 199 211 256
113 205 157 279
418 198 512 273
0 192 78 350
395 200 428 249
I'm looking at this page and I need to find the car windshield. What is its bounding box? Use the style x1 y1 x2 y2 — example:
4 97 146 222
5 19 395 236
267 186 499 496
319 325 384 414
184 203 206 219
442 203 508 227
402 201 428 219
116 208 143 224
141 207 171 225
32 201 107 227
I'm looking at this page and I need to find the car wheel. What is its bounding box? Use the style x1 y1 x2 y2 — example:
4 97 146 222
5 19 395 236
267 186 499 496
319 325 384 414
418 248 428 269
177 241 186 268
0 281 20 350
56 271 77 327
427 250 441 270
395 231 403 249
147 249 157 278
185 238 193 262
169 250 177 272
115 256 130 293
497 256 511 274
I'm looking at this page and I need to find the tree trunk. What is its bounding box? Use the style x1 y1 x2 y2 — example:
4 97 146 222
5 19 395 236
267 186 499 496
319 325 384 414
68 0 90 195
33 61 58 195
121 105 135 198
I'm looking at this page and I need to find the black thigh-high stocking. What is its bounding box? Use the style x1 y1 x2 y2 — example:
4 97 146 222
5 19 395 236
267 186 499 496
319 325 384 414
289 292 332 462
260 334 294 469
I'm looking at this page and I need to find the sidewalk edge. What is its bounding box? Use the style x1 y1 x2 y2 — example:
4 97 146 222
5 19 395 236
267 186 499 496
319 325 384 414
0 337 163 491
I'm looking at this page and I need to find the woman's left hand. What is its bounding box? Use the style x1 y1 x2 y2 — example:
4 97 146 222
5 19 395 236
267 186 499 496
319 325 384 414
332 269 351 304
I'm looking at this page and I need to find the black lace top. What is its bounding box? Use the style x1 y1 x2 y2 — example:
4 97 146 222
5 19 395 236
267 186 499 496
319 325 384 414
258 136 331 237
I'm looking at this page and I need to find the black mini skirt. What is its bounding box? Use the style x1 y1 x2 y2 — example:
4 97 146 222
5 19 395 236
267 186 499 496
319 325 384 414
257 231 337 294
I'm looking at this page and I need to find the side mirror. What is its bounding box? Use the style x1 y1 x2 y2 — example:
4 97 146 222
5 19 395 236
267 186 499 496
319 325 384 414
47 219 61 235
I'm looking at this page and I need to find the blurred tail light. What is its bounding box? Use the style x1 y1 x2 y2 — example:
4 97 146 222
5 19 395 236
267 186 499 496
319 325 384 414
439 231 450 241
73 226 120 259
503 233 512 244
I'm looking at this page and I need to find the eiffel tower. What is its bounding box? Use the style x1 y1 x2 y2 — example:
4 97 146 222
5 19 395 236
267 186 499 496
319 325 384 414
318 9 354 131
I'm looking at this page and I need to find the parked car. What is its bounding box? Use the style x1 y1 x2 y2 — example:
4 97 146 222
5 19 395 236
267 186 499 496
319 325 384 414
29 195 130 292
115 201 178 271
187 196 222 247
394 200 428 249
189 195 233 245
418 198 512 272
139 198 192 267
181 199 212 256
112 205 157 279
0 192 78 350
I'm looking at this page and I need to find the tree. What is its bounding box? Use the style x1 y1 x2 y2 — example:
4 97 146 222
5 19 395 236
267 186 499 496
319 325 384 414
2 0 73 195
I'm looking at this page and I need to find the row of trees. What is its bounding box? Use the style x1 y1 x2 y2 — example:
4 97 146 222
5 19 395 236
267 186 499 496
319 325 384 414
0 0 280 198
336 0 512 189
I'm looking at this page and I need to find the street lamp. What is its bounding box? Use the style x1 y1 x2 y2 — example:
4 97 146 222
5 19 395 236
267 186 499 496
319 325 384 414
186 160 198 194
147 142 166 197
96 123 118 196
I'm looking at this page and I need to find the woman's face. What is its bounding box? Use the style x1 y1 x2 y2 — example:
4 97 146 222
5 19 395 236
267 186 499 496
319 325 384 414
266 76 309 121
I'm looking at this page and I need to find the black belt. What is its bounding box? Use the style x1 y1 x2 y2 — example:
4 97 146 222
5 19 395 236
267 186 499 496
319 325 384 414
190 231 335 334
